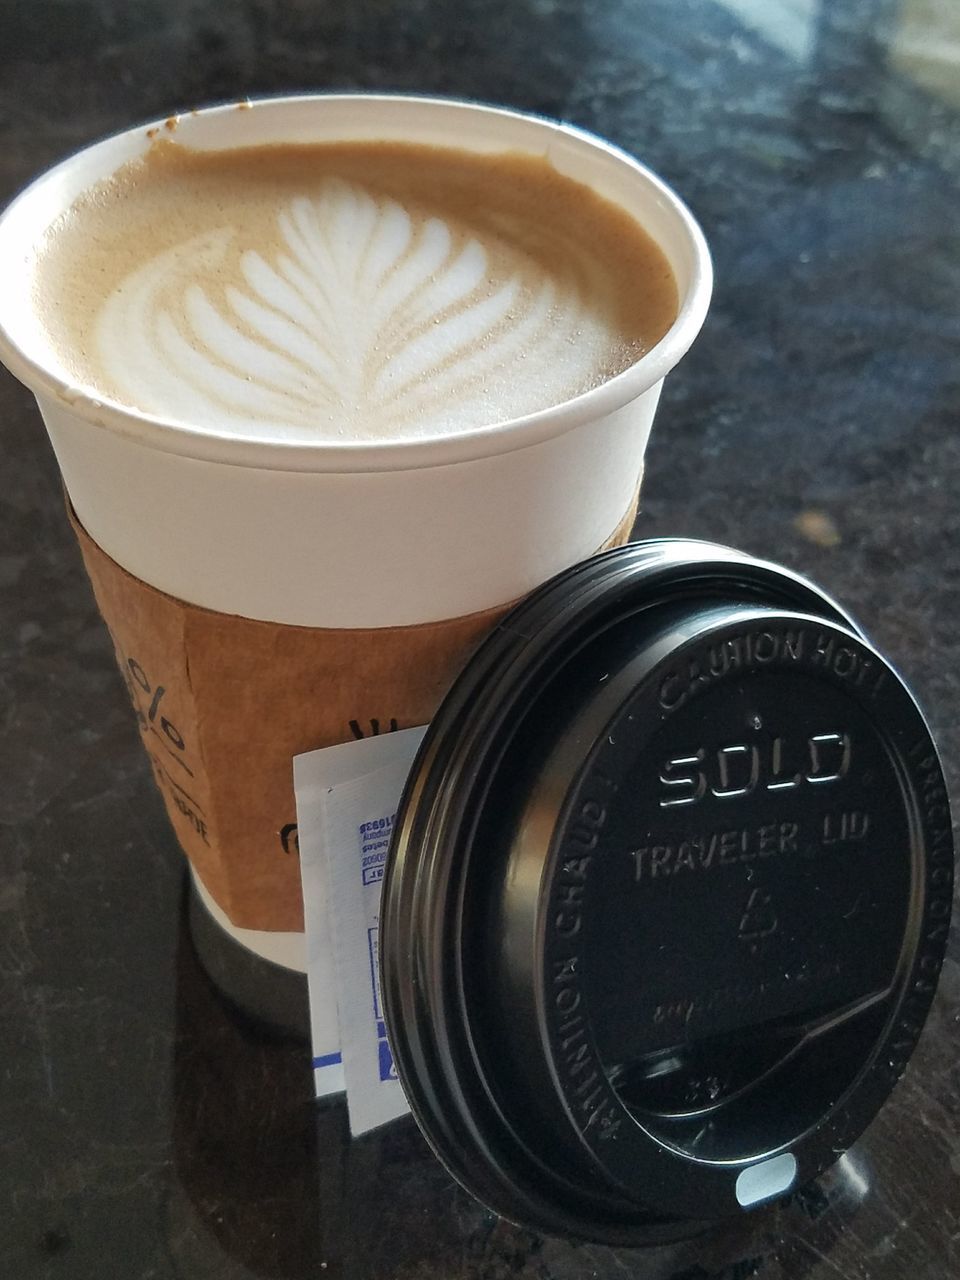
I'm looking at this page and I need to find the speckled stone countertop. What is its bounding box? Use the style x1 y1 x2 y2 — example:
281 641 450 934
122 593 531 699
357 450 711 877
1 1 958 1277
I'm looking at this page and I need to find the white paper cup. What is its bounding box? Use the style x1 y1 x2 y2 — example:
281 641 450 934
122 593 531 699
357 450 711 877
0 94 711 629
0 96 712 992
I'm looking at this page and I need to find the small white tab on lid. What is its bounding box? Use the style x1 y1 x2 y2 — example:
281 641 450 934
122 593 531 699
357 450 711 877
735 1153 798 1208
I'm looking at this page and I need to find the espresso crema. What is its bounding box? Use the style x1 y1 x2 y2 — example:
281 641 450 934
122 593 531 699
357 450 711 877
33 140 678 441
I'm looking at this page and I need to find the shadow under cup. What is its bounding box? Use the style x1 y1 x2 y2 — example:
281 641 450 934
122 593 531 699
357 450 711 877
0 94 712 1026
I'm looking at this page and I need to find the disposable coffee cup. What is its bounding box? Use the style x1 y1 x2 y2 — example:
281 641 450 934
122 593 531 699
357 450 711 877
0 95 711 988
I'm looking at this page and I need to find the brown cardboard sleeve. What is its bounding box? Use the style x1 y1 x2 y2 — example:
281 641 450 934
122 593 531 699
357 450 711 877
69 496 638 933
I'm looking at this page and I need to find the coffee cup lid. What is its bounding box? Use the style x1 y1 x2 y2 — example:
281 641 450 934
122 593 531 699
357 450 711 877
379 540 953 1244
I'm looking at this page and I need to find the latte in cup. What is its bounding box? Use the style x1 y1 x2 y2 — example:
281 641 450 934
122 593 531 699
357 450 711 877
0 95 711 981
32 140 678 441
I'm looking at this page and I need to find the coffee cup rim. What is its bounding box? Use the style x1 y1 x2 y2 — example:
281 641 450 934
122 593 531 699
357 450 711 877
0 92 713 475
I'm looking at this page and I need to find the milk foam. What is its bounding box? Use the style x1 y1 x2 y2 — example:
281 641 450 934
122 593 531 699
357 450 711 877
93 180 627 440
36 142 678 442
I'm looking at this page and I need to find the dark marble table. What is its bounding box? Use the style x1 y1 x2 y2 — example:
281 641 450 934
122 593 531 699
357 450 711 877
1 1 958 1277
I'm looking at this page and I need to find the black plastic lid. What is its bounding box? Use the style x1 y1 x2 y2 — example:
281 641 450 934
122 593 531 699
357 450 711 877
379 540 954 1245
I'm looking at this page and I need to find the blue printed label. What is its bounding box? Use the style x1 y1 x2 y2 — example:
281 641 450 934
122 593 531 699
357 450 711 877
367 924 394 1080
358 814 394 887
378 1038 397 1083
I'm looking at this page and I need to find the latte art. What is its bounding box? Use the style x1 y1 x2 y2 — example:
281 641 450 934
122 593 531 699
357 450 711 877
97 181 624 438
35 141 678 441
